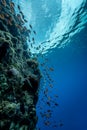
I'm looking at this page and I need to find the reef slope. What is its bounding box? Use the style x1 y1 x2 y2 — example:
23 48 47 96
0 1 41 130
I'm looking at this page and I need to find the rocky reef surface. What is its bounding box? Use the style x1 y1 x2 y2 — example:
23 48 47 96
0 1 41 130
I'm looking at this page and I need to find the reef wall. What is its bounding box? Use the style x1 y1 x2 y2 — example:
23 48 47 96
0 1 41 130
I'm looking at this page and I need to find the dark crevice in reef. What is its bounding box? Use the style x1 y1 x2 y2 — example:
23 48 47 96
0 0 41 130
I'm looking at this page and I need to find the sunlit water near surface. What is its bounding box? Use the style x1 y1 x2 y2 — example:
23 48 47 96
13 0 87 54
13 0 87 130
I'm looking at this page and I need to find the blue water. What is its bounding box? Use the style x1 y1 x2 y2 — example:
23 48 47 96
13 0 87 54
36 25 87 130
13 0 87 129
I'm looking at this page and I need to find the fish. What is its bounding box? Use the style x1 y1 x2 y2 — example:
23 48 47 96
27 29 31 34
47 96 51 101
20 11 25 20
1 0 6 6
49 84 53 88
47 40 50 42
15 24 22 30
5 13 9 18
24 18 28 23
33 30 36 35
49 67 54 71
40 112 45 118
0 14 5 20
44 121 50 126
17 14 24 25
59 123 64 127
40 63 45 66
36 47 40 50
9 2 15 13
46 101 50 106
23 26 27 31
38 45 41 49
44 88 48 95
30 43 33 48
18 5 21 11
28 39 31 42
32 37 34 41
47 110 51 112
54 103 59 106
45 113 51 118
7 19 13 26
17 14 21 20
29 24 32 29
10 2 15 8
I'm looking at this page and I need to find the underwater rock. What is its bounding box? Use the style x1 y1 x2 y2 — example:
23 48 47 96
0 1 41 130
7 67 20 78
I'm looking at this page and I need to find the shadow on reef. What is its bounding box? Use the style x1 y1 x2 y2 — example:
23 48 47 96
0 0 41 130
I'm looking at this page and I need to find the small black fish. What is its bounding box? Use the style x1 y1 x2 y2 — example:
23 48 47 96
28 39 31 42
29 24 32 29
18 5 21 11
27 29 31 34
20 11 25 19
59 123 64 127
32 37 34 41
33 30 36 35
48 40 50 42
47 110 51 112
54 103 59 106
46 101 50 106
24 18 28 23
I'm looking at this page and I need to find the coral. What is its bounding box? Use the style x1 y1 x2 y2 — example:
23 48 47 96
0 1 41 130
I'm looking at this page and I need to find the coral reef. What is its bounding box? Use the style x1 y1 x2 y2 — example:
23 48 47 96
0 1 41 130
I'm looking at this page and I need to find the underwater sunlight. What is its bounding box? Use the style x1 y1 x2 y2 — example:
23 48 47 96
0 0 87 130
13 0 87 54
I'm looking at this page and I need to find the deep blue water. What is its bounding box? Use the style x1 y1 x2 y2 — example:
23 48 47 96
36 24 87 130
